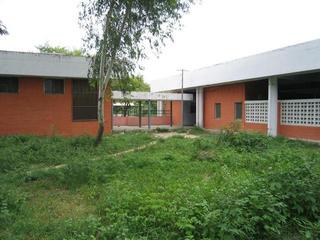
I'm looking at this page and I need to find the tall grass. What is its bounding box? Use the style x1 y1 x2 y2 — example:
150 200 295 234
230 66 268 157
0 130 319 239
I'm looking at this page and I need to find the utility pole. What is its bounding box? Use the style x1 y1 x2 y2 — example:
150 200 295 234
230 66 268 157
177 69 186 128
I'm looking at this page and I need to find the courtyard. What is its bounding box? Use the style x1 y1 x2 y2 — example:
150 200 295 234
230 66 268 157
0 129 319 239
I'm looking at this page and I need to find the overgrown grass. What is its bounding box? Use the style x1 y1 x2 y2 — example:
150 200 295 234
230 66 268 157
0 129 319 239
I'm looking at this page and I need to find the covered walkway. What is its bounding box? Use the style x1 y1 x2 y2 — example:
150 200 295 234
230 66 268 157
111 91 193 130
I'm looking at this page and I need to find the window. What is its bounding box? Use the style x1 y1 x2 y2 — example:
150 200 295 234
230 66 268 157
44 79 64 94
0 77 18 93
215 103 221 119
72 79 98 120
235 102 242 120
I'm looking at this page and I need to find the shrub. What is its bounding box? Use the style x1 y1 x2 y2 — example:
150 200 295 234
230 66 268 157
266 161 320 221
219 131 270 152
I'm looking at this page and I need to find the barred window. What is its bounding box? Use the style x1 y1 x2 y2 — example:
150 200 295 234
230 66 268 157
72 79 98 121
235 102 242 120
44 79 64 94
215 103 221 119
0 77 18 93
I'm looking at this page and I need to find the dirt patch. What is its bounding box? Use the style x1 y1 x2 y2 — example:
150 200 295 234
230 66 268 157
154 132 199 139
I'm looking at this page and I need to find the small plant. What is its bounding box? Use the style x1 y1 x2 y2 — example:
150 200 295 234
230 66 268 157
218 121 270 152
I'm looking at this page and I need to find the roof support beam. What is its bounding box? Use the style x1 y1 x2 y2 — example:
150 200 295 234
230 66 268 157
112 91 193 101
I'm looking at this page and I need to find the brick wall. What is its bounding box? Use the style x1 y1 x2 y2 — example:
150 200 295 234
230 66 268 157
164 100 182 126
203 83 245 129
0 77 112 136
113 116 170 126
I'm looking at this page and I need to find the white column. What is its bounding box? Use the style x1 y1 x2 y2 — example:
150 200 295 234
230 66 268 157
268 76 278 137
157 101 163 116
196 87 204 127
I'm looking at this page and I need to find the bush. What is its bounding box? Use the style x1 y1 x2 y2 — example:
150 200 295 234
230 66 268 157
219 131 270 152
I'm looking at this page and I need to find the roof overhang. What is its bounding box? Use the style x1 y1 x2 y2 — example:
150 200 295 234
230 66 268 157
112 91 193 101
151 39 320 92
0 50 90 79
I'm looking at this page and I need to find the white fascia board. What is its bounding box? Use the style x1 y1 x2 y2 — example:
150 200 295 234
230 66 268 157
0 51 90 79
112 91 193 101
151 39 320 92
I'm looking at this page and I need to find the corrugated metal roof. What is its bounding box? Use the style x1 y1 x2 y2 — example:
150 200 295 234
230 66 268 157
151 39 320 92
0 50 90 78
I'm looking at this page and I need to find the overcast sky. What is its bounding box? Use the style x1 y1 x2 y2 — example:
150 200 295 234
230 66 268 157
1 0 320 85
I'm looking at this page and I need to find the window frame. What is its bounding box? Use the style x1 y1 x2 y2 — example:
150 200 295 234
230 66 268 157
72 79 98 122
0 77 19 94
44 79 65 95
234 102 243 120
214 103 221 119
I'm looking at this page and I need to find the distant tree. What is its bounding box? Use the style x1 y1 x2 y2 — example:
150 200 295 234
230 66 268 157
0 20 8 35
112 75 150 116
36 43 83 56
112 75 150 93
79 0 197 145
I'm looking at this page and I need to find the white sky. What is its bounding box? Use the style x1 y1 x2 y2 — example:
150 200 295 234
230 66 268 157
1 0 320 85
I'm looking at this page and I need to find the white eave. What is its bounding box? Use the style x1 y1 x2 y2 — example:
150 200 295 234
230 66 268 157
151 39 320 92
112 91 193 101
0 50 90 79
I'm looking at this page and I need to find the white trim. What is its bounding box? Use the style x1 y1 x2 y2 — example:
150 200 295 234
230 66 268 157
151 39 320 92
279 98 320 103
245 100 268 104
112 91 193 101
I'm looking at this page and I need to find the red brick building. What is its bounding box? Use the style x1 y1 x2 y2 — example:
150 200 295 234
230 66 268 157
155 40 320 141
0 51 112 136
1 40 320 141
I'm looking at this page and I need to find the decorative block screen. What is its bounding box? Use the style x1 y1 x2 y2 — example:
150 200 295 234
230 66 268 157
280 99 320 127
245 101 268 123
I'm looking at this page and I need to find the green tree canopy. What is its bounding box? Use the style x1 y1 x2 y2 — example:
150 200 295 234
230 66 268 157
111 75 150 93
36 43 83 56
79 0 197 144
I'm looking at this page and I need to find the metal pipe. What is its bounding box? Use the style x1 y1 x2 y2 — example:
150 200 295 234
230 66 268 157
139 101 142 128
170 100 173 127
111 99 114 132
148 100 151 130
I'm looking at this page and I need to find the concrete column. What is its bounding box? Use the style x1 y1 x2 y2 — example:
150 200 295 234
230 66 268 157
157 101 163 116
268 76 278 137
196 87 204 127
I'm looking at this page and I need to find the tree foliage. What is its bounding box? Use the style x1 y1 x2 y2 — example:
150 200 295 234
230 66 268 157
79 0 196 144
36 43 83 56
111 75 150 93
0 20 8 35
112 75 150 116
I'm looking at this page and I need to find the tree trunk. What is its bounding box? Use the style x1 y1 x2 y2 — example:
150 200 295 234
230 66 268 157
94 1 132 145
95 85 105 145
